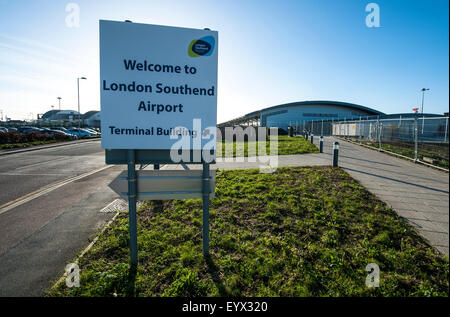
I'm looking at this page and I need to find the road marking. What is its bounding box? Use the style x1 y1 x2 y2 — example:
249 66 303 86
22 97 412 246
0 173 69 176
0 165 113 216
13 157 68 171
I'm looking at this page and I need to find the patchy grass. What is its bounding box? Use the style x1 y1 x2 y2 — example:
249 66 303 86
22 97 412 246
217 135 318 157
48 167 448 297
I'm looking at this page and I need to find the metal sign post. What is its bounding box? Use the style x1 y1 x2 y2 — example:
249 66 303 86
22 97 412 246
109 161 217 262
202 161 210 255
127 149 138 266
414 114 419 161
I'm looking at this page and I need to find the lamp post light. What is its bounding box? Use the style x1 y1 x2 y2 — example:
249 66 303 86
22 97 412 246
420 88 430 114
57 97 62 110
77 77 87 130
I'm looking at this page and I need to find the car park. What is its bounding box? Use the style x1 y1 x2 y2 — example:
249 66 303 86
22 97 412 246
41 128 78 139
66 128 97 138
83 128 101 135
17 126 44 134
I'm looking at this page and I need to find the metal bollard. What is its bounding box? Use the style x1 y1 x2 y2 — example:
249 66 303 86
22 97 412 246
333 142 339 167
319 136 323 153
310 134 314 144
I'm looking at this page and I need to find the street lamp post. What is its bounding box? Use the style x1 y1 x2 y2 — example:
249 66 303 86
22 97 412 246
57 97 62 110
77 77 87 130
420 88 430 114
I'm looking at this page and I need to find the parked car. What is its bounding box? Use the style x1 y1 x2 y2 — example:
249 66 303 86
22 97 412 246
83 128 100 135
0 127 8 133
7 127 18 132
17 126 45 134
40 128 77 139
66 128 97 138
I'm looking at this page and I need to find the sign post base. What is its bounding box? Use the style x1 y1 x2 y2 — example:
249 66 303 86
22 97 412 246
202 161 210 256
127 149 138 267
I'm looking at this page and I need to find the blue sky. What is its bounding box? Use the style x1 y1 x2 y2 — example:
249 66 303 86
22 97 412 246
0 0 448 122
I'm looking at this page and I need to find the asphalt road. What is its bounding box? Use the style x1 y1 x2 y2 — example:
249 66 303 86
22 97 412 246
0 140 125 296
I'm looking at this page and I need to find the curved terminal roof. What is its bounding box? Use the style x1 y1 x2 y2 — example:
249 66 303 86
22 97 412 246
41 110 60 120
245 100 384 118
218 100 384 127
82 110 100 119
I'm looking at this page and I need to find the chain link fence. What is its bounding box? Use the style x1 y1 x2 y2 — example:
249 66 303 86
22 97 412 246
326 116 449 171
258 116 448 171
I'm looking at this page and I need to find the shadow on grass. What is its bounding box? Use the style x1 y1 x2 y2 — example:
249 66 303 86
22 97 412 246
204 254 230 297
126 264 137 297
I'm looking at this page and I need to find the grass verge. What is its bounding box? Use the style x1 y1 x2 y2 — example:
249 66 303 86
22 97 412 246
217 135 318 157
356 140 449 170
47 166 448 297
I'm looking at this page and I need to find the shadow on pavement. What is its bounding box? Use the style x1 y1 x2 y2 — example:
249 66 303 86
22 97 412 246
345 167 449 194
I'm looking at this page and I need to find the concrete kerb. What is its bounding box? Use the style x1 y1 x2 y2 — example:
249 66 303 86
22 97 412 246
50 210 121 292
0 138 101 157
49 198 144 292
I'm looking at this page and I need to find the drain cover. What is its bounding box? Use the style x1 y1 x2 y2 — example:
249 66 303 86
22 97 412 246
100 198 143 213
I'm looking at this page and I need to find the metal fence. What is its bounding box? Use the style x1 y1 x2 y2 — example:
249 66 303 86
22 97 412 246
304 116 449 171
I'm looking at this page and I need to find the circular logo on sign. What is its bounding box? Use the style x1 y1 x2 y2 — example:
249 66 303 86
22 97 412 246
188 36 215 57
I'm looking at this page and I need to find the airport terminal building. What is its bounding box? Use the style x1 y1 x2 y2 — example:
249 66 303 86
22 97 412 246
218 100 446 131
218 100 385 130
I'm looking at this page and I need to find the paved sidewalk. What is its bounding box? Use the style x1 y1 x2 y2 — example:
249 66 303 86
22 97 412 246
161 136 449 255
321 137 449 256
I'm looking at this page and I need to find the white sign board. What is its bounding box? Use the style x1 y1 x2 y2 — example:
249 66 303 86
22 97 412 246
100 20 218 150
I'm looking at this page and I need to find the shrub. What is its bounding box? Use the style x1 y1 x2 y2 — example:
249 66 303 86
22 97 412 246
0 131 25 144
54 132 71 141
25 131 47 142
0 130 70 145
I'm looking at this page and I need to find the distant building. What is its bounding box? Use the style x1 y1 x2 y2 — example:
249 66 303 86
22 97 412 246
41 109 81 122
218 100 384 130
82 111 101 128
218 100 446 132
39 109 100 127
